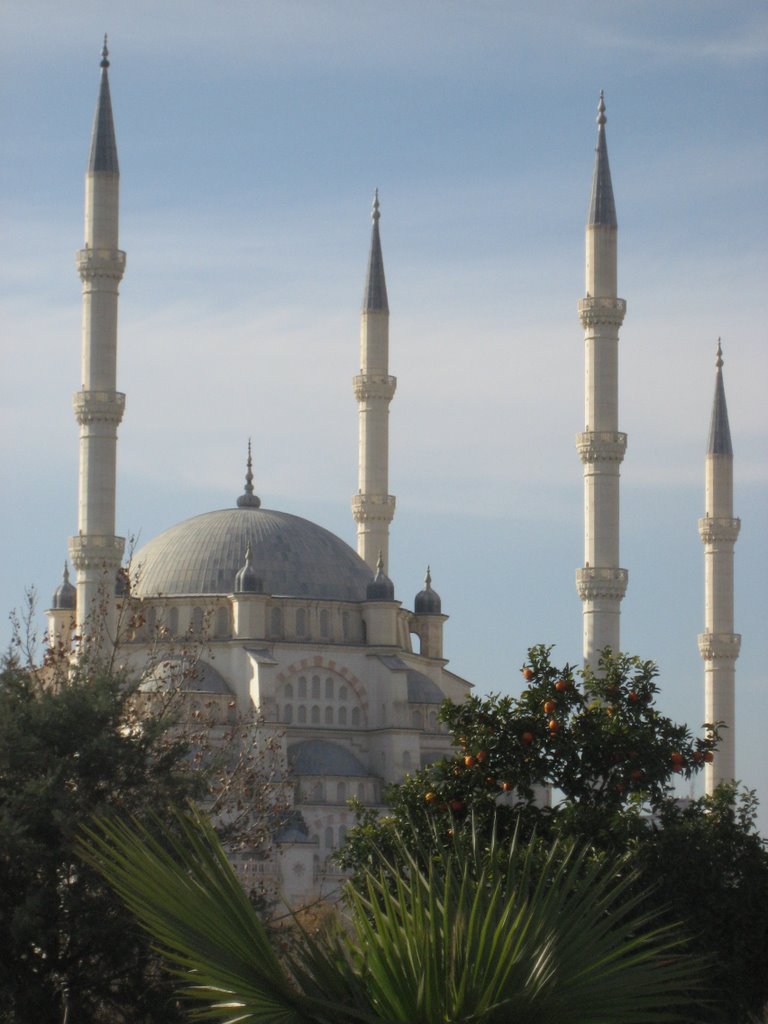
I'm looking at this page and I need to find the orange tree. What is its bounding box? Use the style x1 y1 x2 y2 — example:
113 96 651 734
338 646 768 1024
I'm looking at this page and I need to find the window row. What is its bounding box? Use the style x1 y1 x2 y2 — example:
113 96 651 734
303 780 368 804
283 704 363 727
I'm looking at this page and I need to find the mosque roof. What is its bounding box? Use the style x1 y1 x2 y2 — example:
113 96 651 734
587 92 616 228
132 506 373 601
289 739 369 777
89 37 119 174
708 341 733 456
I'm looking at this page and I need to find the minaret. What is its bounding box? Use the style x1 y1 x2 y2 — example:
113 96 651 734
698 342 740 792
576 93 628 665
352 190 396 573
68 37 126 647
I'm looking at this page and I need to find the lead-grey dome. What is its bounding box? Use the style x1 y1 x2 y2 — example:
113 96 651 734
132 507 372 601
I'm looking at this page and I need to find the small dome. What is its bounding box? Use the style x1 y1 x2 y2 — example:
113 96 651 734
52 563 76 610
414 567 441 614
366 552 395 602
234 543 262 594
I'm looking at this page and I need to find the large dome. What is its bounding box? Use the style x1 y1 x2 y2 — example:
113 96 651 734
132 507 372 601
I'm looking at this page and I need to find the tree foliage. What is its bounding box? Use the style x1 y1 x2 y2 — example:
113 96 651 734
80 804 704 1024
339 646 768 1024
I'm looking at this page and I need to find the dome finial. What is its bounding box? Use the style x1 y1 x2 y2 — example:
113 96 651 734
101 34 110 69
716 338 723 370
372 188 380 223
425 565 432 588
237 439 261 508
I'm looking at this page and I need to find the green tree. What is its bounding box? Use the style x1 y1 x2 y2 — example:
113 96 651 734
338 647 768 1024
80 805 703 1024
0 654 204 1023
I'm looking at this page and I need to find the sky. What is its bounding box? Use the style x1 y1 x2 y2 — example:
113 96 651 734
1 1 766 825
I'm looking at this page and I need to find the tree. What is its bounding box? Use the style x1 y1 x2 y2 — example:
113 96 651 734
338 646 768 1024
80 804 703 1024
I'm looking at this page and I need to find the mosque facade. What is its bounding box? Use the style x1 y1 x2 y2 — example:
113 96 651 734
46 44 739 904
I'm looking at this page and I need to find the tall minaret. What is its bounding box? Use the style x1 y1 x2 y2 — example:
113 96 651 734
698 342 740 792
68 37 126 647
352 191 396 573
576 93 628 666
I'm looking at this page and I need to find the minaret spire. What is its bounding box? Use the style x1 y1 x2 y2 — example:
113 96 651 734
576 93 628 665
698 341 740 792
352 191 396 573
68 40 126 651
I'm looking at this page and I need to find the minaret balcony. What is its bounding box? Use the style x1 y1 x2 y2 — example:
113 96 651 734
698 632 741 661
76 247 126 281
68 533 125 571
73 390 126 426
698 516 741 544
576 566 628 601
578 296 626 327
352 493 396 523
576 431 627 463
353 374 397 402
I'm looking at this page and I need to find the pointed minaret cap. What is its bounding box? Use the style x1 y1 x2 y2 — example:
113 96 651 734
52 562 77 610
362 189 389 313
88 34 119 174
415 565 442 614
707 339 733 456
587 91 617 228
366 550 395 601
237 440 261 508
234 542 263 593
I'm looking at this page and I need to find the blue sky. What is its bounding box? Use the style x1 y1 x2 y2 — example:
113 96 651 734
1 1 766 825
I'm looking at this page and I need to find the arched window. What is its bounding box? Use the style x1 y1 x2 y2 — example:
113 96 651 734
342 611 350 640
295 608 306 637
351 707 361 727
402 750 412 770
167 607 179 635
319 609 330 638
412 710 422 729
338 825 347 845
311 705 320 724
337 781 347 803
215 606 229 637
311 675 321 699
338 706 347 726
357 782 365 800
191 607 204 634
338 685 347 701
284 704 293 724
284 682 294 700
310 781 323 801
324 706 333 725
145 606 157 636
324 826 334 848
428 710 438 731
298 676 307 699
270 607 282 638
325 677 334 699
298 705 307 724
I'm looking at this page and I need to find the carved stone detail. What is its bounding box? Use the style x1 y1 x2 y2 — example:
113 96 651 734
576 430 627 463
353 374 397 401
76 247 126 282
698 632 741 661
352 493 396 524
698 516 741 544
576 566 628 601
578 296 626 327
69 533 125 571
73 390 126 426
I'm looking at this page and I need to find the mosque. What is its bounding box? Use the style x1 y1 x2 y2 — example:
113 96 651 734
45 44 740 903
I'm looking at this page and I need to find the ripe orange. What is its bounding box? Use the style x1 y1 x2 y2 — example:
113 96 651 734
464 755 475 767
628 691 639 703
522 667 535 681
501 781 513 792
425 792 437 803
543 700 556 714
476 750 488 763
521 731 534 745
449 799 465 812
554 679 569 692
703 751 714 763
630 769 644 782
548 719 559 733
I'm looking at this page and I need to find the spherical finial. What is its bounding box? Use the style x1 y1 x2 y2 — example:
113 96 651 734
716 338 723 370
101 34 110 69
236 438 261 508
372 188 381 223
597 90 606 127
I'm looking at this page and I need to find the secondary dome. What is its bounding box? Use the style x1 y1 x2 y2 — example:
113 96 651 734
132 507 372 601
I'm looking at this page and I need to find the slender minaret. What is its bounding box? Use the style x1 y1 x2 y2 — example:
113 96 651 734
698 341 740 792
576 93 628 666
352 191 396 573
68 37 126 647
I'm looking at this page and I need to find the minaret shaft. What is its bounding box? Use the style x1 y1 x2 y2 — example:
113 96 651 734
68 44 125 644
353 194 395 574
576 95 627 666
698 346 740 792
